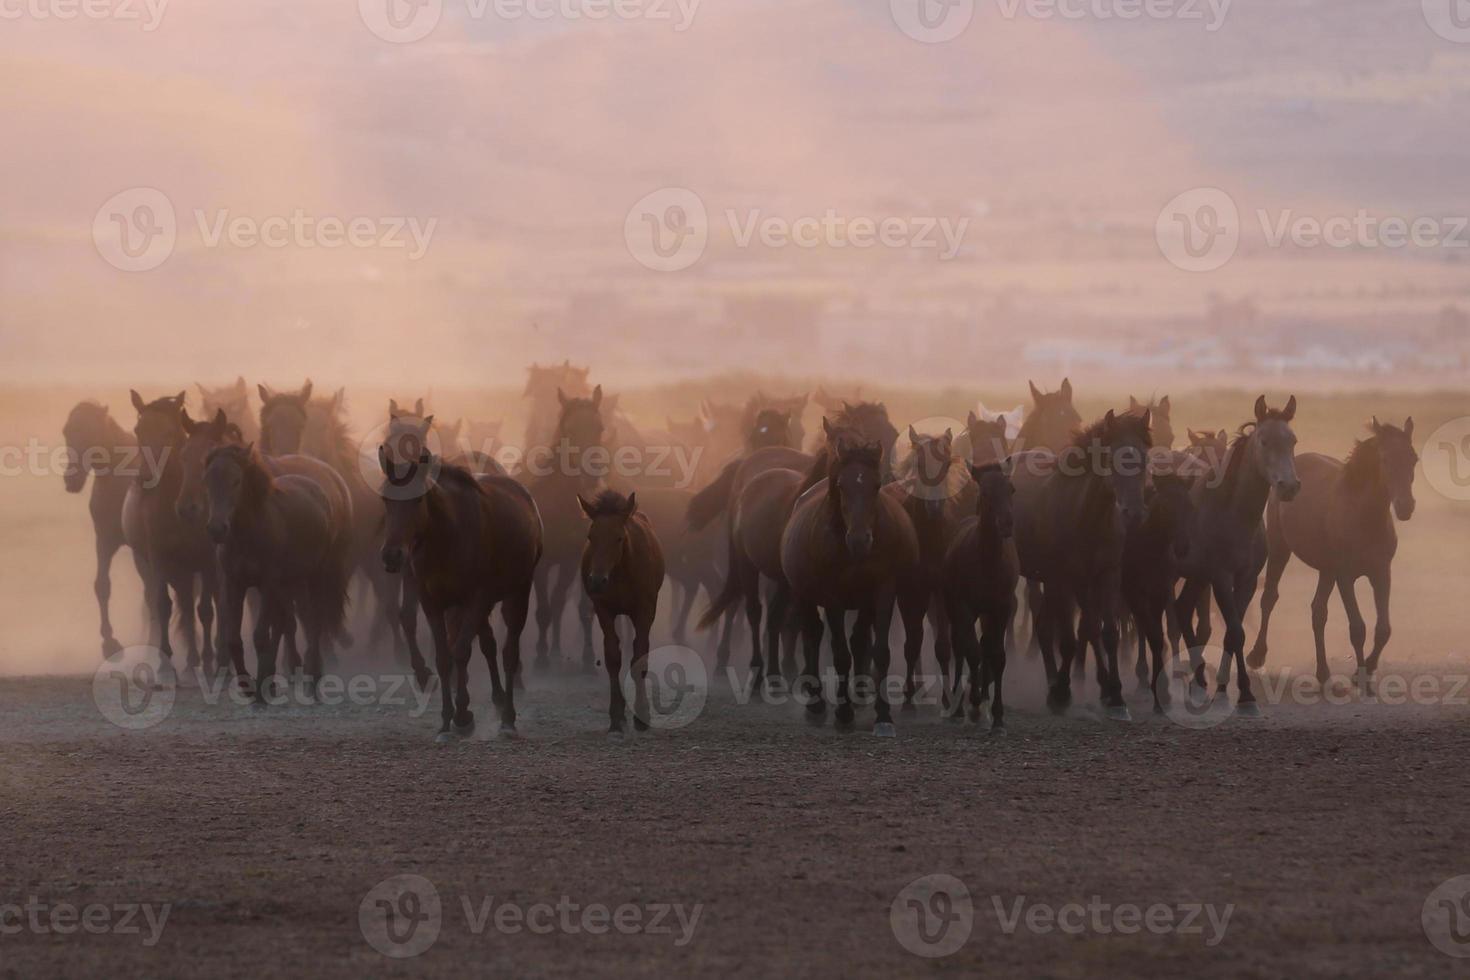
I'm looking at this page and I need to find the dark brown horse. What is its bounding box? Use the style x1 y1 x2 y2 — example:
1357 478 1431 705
579 490 666 733
522 360 592 457
121 391 218 679
523 386 607 670
204 444 352 703
888 427 970 714
741 392 808 451
62 401 135 657
197 377 258 445
685 407 804 532
1016 379 1082 453
1248 417 1416 692
1128 395 1174 448
1122 473 1195 711
380 450 542 740
943 461 1018 732
1012 410 1152 718
1175 396 1302 713
781 438 919 735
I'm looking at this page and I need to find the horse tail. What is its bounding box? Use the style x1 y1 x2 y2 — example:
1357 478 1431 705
697 558 743 630
686 458 739 531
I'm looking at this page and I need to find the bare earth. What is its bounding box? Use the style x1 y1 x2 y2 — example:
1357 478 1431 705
1 661 1467 979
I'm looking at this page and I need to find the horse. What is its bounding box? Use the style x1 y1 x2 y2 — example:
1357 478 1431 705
121 391 219 680
685 407 804 532
379 450 542 741
197 377 258 445
1121 473 1196 711
1011 410 1153 718
204 444 352 703
523 385 608 671
522 360 591 457
943 461 1018 732
1128 395 1174 448
888 426 970 714
741 392 808 451
578 491 666 733
1247 417 1416 692
792 401 901 500
62 401 135 657
177 407 355 674
781 438 919 736
1016 379 1082 453
1174 396 1302 714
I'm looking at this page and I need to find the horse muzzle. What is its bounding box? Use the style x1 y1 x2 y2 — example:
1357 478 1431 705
1275 478 1302 502
585 573 610 595
1394 497 1415 521
63 472 86 493
206 520 230 544
845 530 874 560
176 500 202 524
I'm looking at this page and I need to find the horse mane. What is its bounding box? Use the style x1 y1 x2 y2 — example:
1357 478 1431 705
1343 434 1383 489
583 488 633 517
1069 413 1152 451
433 460 487 497
207 443 273 500
893 440 970 499
303 397 357 472
833 401 887 430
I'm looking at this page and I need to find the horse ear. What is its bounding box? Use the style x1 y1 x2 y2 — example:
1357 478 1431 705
1028 380 1042 403
967 409 978 427
1404 416 1415 439
389 398 401 417
1282 395 1297 422
577 494 595 520
181 408 196 434
300 380 313 403
591 385 603 409
1159 394 1170 414
841 400 855 415
1217 429 1227 443
1254 395 1268 422
212 407 228 430
196 382 209 400
415 398 425 416
1103 409 1116 428
942 428 953 444
235 376 248 394
908 424 920 445
258 384 273 404
1059 378 1073 402
822 416 835 440
625 492 638 516
377 444 390 476
421 415 435 438
1370 415 1381 433
130 389 146 415
1129 395 1140 410
1140 408 1151 432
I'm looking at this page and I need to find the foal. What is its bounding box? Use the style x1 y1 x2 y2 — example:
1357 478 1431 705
62 401 135 657
1248 417 1417 692
579 491 666 733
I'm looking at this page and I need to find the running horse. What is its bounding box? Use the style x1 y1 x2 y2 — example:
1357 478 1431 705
61 401 135 657
1248 417 1416 693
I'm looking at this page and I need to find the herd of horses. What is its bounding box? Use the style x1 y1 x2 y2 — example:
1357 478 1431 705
59 366 1420 739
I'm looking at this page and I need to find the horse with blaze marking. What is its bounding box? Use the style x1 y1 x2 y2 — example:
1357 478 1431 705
579 490 665 733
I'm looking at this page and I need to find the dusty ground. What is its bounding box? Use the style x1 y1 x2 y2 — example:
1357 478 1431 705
1 657 1468 979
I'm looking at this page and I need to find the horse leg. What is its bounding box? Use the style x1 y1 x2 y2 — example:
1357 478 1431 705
1045 586 1076 713
95 535 124 657
478 614 504 712
1219 573 1259 693
424 605 456 740
869 591 897 736
399 571 430 689
631 610 655 732
980 604 1008 733
764 582 791 693
152 571 177 683
1364 566 1391 689
672 574 698 648
825 607 855 732
578 590 596 673
930 592 953 715
1164 578 1183 662
736 553 763 690
1024 580 1043 656
532 561 553 668
1175 576 1205 688
497 584 532 735
198 564 218 678
1033 580 1059 686
1209 572 1252 713
1091 590 1128 716
896 589 926 713
1336 574 1370 696
947 596 979 723
797 603 826 721
1308 570 1334 685
220 579 249 687
1247 542 1290 669
597 607 626 733
1194 588 1213 650
546 561 576 667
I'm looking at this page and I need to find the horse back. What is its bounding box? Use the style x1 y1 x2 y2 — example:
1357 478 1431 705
734 467 804 581
475 474 545 585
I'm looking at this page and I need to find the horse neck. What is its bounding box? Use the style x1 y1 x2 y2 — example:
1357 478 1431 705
974 507 1006 563
90 416 135 472
230 456 275 529
1220 434 1271 525
1343 440 1391 513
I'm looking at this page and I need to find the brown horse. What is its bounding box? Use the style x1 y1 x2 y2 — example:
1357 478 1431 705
889 427 970 714
1128 395 1174 448
943 461 1018 732
1122 473 1196 711
781 438 919 735
62 401 135 657
792 401 901 501
1248 418 1417 691
122 391 218 679
579 490 666 733
204 444 352 703
685 407 803 531
380 449 542 741
1016 379 1082 453
1175 396 1302 712
1012 410 1153 718
741 392 808 451
197 377 258 445
522 360 592 457
523 386 607 670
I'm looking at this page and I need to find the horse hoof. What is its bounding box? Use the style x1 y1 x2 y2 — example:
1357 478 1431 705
989 723 1007 737
1105 705 1133 722
434 731 456 744
1235 701 1262 718
412 671 431 692
834 718 856 734
633 717 649 733
101 638 124 658
607 727 625 739
1245 648 1266 669
945 712 964 725
900 702 918 715
873 722 897 738
804 709 826 727
251 700 268 713
497 723 519 739
1046 690 1071 715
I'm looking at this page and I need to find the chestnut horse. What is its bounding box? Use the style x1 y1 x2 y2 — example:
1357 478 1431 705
579 490 666 733
781 438 919 736
380 451 542 740
1248 417 1416 692
1175 396 1302 713
1012 410 1152 718
204 444 352 702
62 401 135 656
122 391 218 679
943 461 1018 732
197 377 258 446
